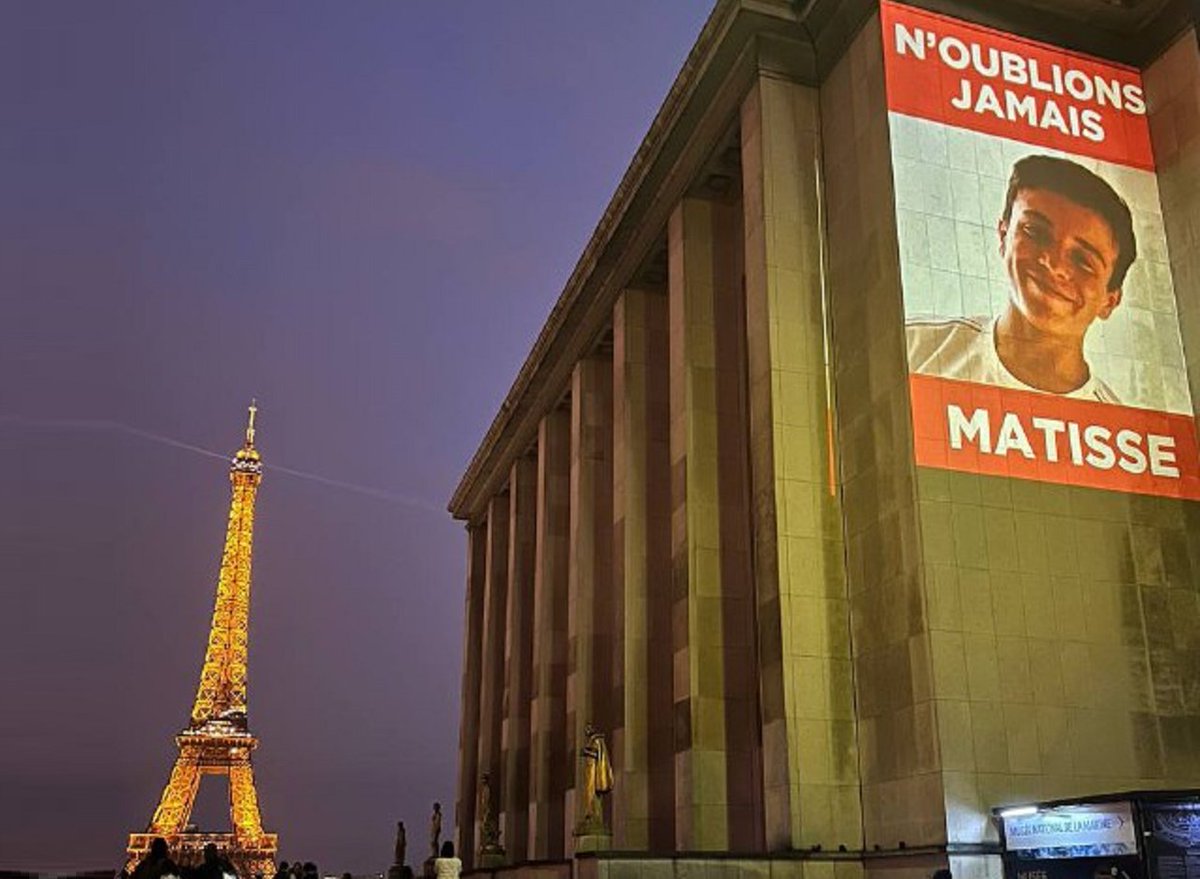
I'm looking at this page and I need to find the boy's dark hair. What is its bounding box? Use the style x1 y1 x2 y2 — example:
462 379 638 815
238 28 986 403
440 841 454 858
1002 154 1137 291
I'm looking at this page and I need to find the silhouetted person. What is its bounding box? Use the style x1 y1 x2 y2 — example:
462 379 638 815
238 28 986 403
193 843 235 879
273 863 288 879
133 838 180 879
301 862 318 879
287 864 302 879
433 842 460 879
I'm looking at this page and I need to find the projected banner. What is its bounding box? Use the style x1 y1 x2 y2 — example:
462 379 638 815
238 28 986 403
881 0 1200 500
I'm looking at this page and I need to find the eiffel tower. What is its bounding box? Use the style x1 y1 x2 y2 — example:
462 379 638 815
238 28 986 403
126 404 278 877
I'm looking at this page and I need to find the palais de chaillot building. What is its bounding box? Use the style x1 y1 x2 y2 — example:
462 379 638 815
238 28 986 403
448 1 1200 878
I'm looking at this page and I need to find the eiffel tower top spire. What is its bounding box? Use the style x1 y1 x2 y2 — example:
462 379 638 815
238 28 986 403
245 398 258 447
190 402 264 727
231 399 262 481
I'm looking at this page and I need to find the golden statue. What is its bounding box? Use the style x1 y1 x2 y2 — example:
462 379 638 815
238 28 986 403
577 724 613 834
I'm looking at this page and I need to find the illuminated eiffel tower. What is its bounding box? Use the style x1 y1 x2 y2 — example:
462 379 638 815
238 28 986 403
126 404 278 877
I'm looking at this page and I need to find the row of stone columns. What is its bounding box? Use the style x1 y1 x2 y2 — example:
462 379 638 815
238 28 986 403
456 74 860 867
457 15 1200 869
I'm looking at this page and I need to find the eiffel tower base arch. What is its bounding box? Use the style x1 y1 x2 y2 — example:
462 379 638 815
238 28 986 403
126 725 278 878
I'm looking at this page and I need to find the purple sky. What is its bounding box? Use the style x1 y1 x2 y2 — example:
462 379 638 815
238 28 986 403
0 3 710 873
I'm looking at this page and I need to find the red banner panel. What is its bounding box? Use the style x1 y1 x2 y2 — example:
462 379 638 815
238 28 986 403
883 0 1197 499
910 374 1200 500
881 1 1154 170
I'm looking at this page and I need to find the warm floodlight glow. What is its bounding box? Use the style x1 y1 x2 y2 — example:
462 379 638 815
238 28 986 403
999 805 1038 818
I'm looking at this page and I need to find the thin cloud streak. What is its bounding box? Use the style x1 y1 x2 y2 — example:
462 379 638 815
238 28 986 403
0 414 441 513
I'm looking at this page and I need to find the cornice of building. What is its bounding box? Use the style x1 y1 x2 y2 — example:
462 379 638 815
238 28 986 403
448 0 803 521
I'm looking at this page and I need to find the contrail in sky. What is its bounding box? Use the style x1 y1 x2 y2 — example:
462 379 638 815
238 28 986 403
265 460 443 512
0 414 443 514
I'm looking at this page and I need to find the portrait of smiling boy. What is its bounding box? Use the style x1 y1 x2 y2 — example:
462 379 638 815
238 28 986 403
908 154 1137 403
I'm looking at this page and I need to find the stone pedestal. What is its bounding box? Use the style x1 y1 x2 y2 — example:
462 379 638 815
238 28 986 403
477 847 506 869
572 831 612 854
386 866 411 879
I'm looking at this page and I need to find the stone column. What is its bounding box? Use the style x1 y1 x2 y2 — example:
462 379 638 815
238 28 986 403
1145 13 1200 788
741 74 860 850
611 287 673 851
710 191 763 854
455 522 487 866
566 355 614 847
528 406 571 860
667 197 729 851
1146 31 1200 415
821 18 935 853
475 492 510 859
502 455 537 863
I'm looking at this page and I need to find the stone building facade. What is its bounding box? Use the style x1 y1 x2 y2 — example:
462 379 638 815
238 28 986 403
448 2 1200 878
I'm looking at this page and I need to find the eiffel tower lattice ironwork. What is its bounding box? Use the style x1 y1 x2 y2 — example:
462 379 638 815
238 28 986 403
126 404 278 876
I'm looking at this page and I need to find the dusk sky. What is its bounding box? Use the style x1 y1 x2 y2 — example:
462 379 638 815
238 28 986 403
0 2 710 872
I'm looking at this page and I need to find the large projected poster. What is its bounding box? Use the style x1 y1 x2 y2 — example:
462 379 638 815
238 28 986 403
881 1 1200 500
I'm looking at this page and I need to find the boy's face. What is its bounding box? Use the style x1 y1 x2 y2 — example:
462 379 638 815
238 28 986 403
998 187 1123 341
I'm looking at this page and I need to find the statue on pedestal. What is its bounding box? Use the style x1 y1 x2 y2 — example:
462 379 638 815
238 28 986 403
422 802 442 877
477 772 505 865
394 821 406 867
428 802 442 861
388 820 412 879
574 724 613 838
